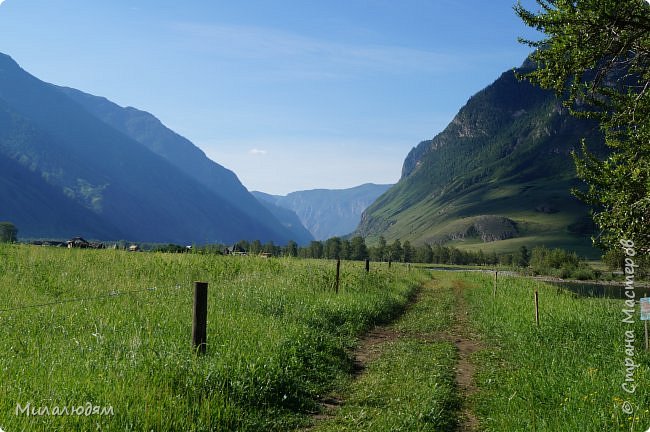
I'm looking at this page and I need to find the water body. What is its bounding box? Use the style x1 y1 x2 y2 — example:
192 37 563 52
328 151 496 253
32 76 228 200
427 267 646 300
427 267 518 277
545 280 650 300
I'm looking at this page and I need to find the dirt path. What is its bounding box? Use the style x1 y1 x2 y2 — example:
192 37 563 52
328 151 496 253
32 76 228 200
449 279 481 432
306 277 482 431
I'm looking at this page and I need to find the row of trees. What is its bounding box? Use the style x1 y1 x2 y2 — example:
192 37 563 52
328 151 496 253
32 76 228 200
226 237 644 278
228 235 534 267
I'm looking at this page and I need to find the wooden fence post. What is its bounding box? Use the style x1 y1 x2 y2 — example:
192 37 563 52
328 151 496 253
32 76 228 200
493 270 498 297
388 259 391 268
192 281 208 354
534 289 539 326
335 259 341 294
365 259 370 272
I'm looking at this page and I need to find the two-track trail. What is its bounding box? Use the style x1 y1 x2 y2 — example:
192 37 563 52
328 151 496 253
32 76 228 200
449 279 481 431
304 273 482 432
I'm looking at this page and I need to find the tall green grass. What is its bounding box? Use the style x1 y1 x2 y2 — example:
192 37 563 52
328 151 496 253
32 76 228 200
455 271 650 431
0 244 427 431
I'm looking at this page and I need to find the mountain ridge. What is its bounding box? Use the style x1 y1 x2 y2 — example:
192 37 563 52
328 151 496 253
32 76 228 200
253 183 392 240
57 85 307 244
355 58 607 257
0 52 296 244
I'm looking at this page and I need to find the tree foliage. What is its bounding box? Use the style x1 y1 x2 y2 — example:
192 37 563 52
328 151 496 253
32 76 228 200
349 236 369 261
515 0 650 253
0 222 18 243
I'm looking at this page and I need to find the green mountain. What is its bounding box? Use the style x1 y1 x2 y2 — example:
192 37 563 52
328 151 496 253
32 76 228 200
355 58 608 257
253 183 392 240
0 52 295 244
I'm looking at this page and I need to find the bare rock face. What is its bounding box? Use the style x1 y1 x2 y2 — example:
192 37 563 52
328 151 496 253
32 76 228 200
448 216 518 243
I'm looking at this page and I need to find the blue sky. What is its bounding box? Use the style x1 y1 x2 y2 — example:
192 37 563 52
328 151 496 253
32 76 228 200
0 0 540 195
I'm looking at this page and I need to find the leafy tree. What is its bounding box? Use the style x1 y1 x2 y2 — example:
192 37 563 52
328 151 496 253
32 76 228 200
340 239 351 260
500 253 514 266
262 241 277 255
515 0 650 253
389 239 403 262
415 244 433 263
377 236 387 261
449 247 463 265
324 237 342 259
153 243 187 253
350 236 369 261
432 245 450 264
286 240 298 257
0 222 17 243
249 240 262 255
516 245 530 267
309 241 323 259
402 240 414 263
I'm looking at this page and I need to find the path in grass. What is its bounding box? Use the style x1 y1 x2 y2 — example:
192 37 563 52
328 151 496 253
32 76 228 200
449 279 481 431
306 273 481 431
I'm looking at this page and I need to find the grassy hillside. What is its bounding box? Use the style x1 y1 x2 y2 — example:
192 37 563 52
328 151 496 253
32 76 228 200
356 60 607 258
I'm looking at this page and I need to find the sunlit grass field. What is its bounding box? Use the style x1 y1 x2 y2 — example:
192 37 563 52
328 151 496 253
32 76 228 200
458 271 650 431
0 244 428 431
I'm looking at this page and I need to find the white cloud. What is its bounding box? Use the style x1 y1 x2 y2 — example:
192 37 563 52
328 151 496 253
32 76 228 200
170 22 464 78
248 148 267 155
0 1 6 6
203 137 404 195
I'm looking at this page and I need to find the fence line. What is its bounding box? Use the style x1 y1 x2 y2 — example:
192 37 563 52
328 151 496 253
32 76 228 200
0 284 183 313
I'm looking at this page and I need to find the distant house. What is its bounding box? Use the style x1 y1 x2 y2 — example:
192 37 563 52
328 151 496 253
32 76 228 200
224 244 247 256
128 244 140 252
67 237 90 248
31 240 65 247
66 237 104 249
258 252 272 258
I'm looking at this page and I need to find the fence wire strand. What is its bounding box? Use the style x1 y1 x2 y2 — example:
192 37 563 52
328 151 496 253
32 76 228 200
0 284 184 313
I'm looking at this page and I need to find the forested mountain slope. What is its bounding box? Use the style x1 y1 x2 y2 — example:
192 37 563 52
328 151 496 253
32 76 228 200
355 59 607 256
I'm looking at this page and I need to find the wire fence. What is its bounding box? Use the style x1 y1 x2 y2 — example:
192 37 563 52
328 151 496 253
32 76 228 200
0 284 184 313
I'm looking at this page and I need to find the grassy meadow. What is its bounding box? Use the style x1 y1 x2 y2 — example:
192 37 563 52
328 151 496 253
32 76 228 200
0 243 428 431
2 243 649 431
457 271 650 431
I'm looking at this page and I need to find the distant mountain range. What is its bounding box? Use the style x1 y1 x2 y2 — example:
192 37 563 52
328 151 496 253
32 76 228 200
355 57 608 257
0 50 607 253
253 183 392 240
0 52 305 244
246 194 315 244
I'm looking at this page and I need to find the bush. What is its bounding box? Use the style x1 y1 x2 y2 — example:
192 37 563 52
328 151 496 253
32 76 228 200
530 246 596 280
572 268 596 280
